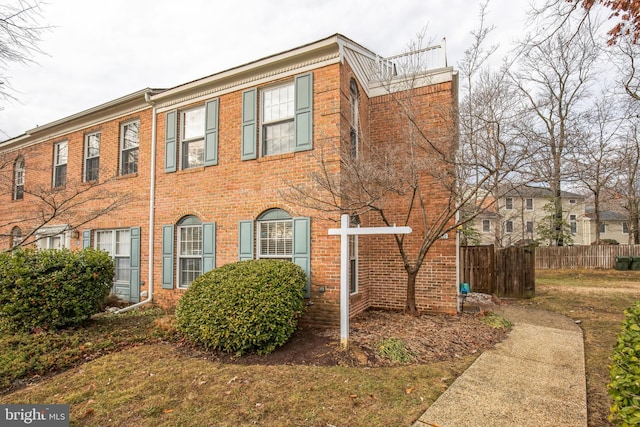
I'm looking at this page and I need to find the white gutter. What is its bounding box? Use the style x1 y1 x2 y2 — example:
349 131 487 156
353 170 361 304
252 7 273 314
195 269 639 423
117 91 157 313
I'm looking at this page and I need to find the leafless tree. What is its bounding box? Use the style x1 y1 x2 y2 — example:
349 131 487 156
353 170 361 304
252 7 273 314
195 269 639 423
0 146 133 250
285 12 530 314
616 122 640 243
509 17 600 245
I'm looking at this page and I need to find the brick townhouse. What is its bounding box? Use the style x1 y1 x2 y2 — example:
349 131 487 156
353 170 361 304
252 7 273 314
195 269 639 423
0 34 459 326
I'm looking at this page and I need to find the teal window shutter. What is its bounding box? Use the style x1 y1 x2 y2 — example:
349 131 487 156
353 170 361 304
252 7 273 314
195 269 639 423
204 99 219 166
82 230 91 249
241 89 257 160
292 217 311 297
238 220 254 260
129 226 141 303
161 225 174 289
202 222 216 273
294 73 313 152
165 110 177 172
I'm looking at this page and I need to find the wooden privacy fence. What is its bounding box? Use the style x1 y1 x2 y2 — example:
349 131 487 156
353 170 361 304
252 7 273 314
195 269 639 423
460 245 535 298
536 245 640 269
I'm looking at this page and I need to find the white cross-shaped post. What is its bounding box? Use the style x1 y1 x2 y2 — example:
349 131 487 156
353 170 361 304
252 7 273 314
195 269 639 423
328 214 412 348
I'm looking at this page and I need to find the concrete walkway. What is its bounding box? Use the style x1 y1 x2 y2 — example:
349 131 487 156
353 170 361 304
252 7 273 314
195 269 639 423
413 305 587 427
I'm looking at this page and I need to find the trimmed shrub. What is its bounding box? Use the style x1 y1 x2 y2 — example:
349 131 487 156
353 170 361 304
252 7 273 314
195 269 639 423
608 300 640 426
0 248 114 332
176 259 306 355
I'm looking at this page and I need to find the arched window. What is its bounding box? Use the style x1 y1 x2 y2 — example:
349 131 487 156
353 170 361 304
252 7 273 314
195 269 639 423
257 208 293 259
10 226 22 248
14 157 24 200
349 79 360 158
177 215 202 288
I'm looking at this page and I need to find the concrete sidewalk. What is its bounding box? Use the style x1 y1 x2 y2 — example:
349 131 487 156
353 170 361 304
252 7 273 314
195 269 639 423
413 305 587 427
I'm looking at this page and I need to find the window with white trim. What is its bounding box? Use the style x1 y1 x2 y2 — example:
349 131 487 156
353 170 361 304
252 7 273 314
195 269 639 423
14 156 24 200
623 222 629 234
569 199 576 204
505 197 513 210
84 132 100 181
505 220 514 233
525 198 533 210
599 222 606 233
181 107 205 169
526 221 534 234
121 120 139 175
262 82 295 156
258 209 293 259
53 141 68 187
10 226 22 248
95 229 131 283
569 215 577 234
482 219 491 233
350 79 359 159
178 216 202 288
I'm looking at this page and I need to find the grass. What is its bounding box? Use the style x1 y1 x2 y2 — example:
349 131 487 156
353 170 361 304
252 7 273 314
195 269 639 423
526 269 640 427
2 269 636 426
1 308 474 426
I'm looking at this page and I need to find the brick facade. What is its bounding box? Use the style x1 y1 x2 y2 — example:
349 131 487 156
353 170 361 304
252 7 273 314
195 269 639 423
0 35 459 327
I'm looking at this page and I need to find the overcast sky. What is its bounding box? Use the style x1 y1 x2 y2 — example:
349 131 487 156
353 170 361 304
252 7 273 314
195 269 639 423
0 0 532 140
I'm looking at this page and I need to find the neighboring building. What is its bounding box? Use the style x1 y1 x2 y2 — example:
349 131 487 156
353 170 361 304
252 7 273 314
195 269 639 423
0 34 459 326
472 186 588 246
584 208 630 244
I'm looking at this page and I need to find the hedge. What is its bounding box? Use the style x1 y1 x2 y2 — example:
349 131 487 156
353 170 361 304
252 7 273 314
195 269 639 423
176 259 306 355
608 300 640 426
0 248 114 332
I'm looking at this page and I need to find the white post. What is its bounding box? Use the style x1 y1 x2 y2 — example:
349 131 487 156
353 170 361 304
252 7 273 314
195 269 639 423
328 214 412 349
339 214 350 348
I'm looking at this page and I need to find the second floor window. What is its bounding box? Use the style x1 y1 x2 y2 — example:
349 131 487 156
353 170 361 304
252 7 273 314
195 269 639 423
84 132 100 181
505 220 514 233
482 219 491 233
525 198 533 210
14 157 24 200
121 121 139 175
623 222 629 234
262 82 295 156
53 141 68 187
570 215 577 234
599 222 606 233
526 221 534 233
182 107 205 169
505 197 513 210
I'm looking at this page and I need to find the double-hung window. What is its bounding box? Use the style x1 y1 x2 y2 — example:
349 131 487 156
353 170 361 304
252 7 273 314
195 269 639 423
525 198 533 210
84 132 100 181
505 197 513 210
14 157 24 200
262 83 295 156
505 220 514 233
53 141 68 187
569 215 577 234
178 216 203 288
623 222 629 234
482 219 491 233
181 107 205 169
121 120 139 175
96 229 131 284
599 222 606 233
258 209 293 259
526 221 534 234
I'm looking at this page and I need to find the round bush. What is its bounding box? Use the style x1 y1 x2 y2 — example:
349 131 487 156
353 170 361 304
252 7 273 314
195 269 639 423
176 259 306 355
0 248 114 332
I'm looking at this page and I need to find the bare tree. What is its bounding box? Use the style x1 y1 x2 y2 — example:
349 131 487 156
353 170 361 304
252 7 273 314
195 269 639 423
285 15 530 314
616 122 640 243
569 92 624 243
510 18 600 245
0 146 133 250
0 1 46 101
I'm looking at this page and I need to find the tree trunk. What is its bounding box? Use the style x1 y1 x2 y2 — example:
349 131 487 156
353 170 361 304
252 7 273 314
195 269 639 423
405 270 419 316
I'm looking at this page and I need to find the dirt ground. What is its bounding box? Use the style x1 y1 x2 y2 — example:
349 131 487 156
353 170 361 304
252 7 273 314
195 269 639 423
183 302 510 367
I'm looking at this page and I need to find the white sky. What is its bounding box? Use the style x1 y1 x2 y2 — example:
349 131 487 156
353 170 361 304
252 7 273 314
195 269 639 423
0 0 532 140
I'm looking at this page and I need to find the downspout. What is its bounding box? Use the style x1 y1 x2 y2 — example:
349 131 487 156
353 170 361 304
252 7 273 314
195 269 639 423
117 90 157 313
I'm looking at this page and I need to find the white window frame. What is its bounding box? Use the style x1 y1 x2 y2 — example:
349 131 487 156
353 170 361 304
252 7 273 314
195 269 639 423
261 81 295 156
623 222 629 234
505 197 513 210
53 141 68 187
258 219 293 259
482 219 491 233
505 220 514 233
95 229 131 285
525 198 533 210
120 120 140 175
14 156 24 200
177 217 203 288
84 132 101 182
181 107 205 170
569 199 576 205
599 222 606 233
569 215 577 234
526 221 534 234
10 226 22 248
